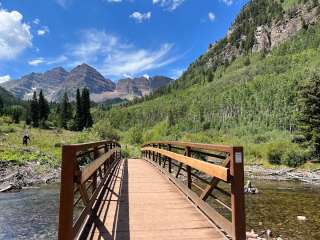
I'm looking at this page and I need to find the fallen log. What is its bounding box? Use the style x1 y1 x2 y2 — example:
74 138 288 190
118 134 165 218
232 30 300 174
0 172 18 183
0 184 13 192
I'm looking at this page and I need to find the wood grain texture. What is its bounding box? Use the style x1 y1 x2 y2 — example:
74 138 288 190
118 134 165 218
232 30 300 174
141 147 229 181
80 159 227 240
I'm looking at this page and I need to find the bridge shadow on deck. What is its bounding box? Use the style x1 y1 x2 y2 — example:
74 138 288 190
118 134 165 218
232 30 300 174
80 159 130 240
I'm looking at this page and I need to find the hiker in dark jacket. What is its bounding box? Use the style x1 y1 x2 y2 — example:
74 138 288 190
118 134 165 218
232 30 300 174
22 132 30 146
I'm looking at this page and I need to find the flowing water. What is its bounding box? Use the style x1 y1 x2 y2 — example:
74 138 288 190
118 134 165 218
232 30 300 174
0 185 59 240
245 179 320 240
0 181 319 239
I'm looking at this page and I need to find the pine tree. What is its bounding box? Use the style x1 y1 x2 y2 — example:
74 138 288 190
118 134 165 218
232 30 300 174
38 90 50 122
298 72 320 157
25 102 32 125
74 89 84 131
30 91 39 127
0 96 3 115
60 92 72 129
81 88 93 128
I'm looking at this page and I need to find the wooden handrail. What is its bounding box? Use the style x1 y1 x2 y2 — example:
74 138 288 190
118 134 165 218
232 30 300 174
58 140 121 240
141 147 230 181
64 140 120 152
81 147 120 184
141 141 245 240
142 141 240 153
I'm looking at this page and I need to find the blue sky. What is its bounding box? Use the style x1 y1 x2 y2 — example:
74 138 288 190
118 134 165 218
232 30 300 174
0 0 247 82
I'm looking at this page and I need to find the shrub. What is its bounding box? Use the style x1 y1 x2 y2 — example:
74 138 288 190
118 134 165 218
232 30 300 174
282 149 308 167
128 127 143 145
292 135 306 144
266 144 284 165
254 134 269 144
202 122 211 131
67 119 77 131
91 120 120 141
244 57 251 66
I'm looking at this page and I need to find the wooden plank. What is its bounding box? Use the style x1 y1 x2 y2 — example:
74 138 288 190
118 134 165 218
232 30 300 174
200 158 230 201
142 147 229 181
142 141 239 154
81 148 120 184
63 140 119 153
83 159 227 240
144 158 233 238
73 157 121 239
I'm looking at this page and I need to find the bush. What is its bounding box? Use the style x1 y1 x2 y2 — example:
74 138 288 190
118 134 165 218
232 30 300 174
266 144 284 165
282 149 308 167
244 57 251 66
292 135 306 144
67 119 77 131
254 134 269 144
128 127 143 145
91 120 120 141
142 121 169 143
202 122 211 131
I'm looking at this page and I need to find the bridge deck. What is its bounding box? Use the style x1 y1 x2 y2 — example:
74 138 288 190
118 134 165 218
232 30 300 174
80 158 227 240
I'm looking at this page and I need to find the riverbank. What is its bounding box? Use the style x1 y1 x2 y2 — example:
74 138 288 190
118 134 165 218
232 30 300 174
245 164 320 185
0 161 60 192
1 160 320 192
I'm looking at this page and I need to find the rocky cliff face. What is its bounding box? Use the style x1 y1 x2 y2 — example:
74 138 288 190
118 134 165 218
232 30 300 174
1 64 173 102
1 67 68 100
54 64 115 100
254 4 320 52
115 76 172 97
205 0 320 70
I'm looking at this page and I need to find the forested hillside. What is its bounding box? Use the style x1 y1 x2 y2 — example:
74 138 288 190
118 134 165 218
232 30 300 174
93 0 320 166
0 87 18 106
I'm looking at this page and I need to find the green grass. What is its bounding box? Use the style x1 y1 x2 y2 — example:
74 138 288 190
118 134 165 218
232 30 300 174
0 119 97 167
281 0 304 10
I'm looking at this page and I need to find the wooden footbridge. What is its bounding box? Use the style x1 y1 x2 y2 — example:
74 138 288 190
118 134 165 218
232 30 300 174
58 141 246 240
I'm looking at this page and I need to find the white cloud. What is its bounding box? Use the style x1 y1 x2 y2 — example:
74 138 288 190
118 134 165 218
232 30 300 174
208 12 216 22
143 74 150 79
37 26 49 36
123 73 133 78
0 8 32 60
33 18 40 25
55 0 72 8
130 11 151 23
220 0 233 6
0 74 10 83
28 58 45 66
152 0 185 11
106 0 122 2
47 55 68 65
170 68 184 79
67 29 177 78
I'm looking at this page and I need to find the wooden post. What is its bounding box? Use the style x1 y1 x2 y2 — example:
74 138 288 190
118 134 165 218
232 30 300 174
230 147 246 240
92 147 99 193
104 144 108 175
158 144 162 166
168 145 172 173
58 146 76 240
186 147 192 189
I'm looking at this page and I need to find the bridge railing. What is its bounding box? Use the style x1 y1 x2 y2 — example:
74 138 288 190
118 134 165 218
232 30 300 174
58 140 121 240
141 141 245 240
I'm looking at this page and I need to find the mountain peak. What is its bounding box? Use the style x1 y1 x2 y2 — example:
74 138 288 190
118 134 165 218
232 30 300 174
73 63 95 71
50 67 68 73
0 64 173 102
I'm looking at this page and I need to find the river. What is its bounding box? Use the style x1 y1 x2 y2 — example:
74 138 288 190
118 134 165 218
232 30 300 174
0 180 319 239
